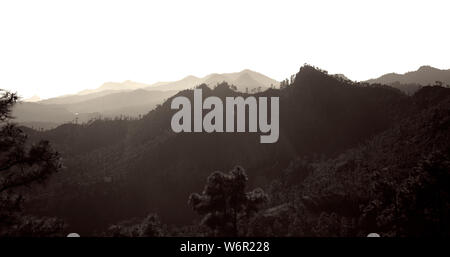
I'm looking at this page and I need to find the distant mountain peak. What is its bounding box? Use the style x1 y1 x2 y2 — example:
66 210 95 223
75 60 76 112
366 65 450 94
417 65 438 72
122 80 139 84
23 94 41 102
182 75 200 80
71 69 279 97
239 68 255 73
236 71 253 79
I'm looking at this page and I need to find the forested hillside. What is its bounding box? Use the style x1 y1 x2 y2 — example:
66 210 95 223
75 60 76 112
16 65 449 236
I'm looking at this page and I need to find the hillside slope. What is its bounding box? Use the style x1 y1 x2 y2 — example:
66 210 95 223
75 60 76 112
24 66 448 235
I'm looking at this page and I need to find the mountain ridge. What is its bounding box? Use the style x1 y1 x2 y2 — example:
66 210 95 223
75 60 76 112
366 66 450 94
67 69 279 97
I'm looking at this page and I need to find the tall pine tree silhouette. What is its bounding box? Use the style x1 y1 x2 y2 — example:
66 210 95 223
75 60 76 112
188 166 268 236
0 89 63 236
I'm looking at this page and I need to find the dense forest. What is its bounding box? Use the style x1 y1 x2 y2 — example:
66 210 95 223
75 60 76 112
1 65 449 237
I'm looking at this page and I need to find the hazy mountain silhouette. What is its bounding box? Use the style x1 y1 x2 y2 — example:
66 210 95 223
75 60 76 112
14 70 278 129
148 69 279 92
40 90 135 105
21 65 450 235
366 66 450 94
12 102 98 129
68 69 279 97
23 94 41 102
77 80 152 95
13 89 177 129
148 75 202 91
60 89 177 116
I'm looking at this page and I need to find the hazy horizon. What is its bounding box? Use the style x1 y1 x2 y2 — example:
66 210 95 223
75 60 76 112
20 64 450 101
1 0 449 99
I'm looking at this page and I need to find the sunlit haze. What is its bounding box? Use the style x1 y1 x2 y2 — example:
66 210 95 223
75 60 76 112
1 0 449 99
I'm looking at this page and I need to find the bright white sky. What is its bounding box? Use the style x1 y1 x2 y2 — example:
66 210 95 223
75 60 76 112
1 0 449 99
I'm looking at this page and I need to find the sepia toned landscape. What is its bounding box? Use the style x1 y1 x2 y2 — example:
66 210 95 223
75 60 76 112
0 1 449 239
1 64 449 237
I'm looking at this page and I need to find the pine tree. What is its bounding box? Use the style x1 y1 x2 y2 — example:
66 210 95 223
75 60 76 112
0 89 63 236
188 166 268 236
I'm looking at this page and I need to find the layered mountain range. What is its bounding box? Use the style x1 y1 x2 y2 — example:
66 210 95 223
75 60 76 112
14 66 450 130
22 65 450 236
13 69 279 129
